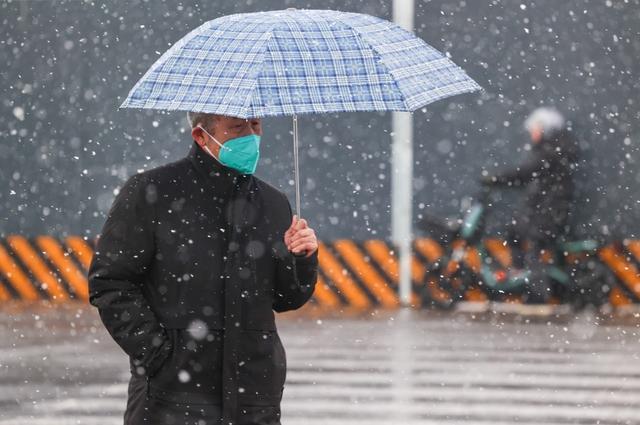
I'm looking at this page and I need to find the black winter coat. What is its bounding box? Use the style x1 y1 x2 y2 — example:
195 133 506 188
488 129 579 242
88 142 318 425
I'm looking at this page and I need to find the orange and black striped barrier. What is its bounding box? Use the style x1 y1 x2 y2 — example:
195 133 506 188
0 236 91 302
0 236 639 309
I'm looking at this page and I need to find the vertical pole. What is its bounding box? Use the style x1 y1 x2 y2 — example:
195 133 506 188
392 0 415 307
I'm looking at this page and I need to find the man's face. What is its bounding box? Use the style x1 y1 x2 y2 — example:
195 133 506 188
213 116 263 143
193 115 262 157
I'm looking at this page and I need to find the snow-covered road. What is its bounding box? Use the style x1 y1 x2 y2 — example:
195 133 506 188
1 305 638 425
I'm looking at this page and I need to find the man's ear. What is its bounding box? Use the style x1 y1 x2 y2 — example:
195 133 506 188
192 126 206 146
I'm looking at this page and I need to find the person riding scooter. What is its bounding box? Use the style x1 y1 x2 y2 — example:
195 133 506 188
481 107 579 303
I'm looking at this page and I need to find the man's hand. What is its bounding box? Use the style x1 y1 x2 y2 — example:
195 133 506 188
284 215 318 258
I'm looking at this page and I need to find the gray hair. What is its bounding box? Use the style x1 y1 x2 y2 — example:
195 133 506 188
186 112 218 131
524 107 565 135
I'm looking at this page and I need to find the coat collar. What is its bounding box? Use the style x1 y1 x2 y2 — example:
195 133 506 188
187 141 244 188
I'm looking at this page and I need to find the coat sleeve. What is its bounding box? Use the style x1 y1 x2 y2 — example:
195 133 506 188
88 173 172 377
272 197 318 313
488 154 545 187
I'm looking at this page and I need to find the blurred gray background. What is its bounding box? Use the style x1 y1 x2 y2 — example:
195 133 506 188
1 0 638 241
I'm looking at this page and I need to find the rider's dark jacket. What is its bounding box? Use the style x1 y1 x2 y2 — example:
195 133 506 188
487 129 579 242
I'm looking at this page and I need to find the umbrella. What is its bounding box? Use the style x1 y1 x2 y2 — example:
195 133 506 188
120 8 481 217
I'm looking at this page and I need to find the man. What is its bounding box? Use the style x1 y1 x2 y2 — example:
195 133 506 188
482 107 579 303
88 113 319 425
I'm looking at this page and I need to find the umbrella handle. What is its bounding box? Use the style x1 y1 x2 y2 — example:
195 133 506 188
293 114 302 220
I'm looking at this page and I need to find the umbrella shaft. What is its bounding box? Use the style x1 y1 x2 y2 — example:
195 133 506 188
293 114 301 219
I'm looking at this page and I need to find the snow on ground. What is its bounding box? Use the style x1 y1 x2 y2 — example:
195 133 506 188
1 305 639 425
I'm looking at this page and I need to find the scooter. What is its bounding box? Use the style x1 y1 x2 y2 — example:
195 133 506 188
417 186 615 309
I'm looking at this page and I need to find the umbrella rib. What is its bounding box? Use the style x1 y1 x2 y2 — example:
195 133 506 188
241 21 286 118
332 16 412 111
236 22 280 118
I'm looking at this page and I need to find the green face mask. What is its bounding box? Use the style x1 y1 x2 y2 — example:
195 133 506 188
199 125 261 175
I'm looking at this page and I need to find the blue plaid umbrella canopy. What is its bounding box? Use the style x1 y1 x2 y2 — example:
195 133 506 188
120 9 480 117
121 9 480 217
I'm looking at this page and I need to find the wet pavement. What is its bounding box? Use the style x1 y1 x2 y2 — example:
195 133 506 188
1 303 639 425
